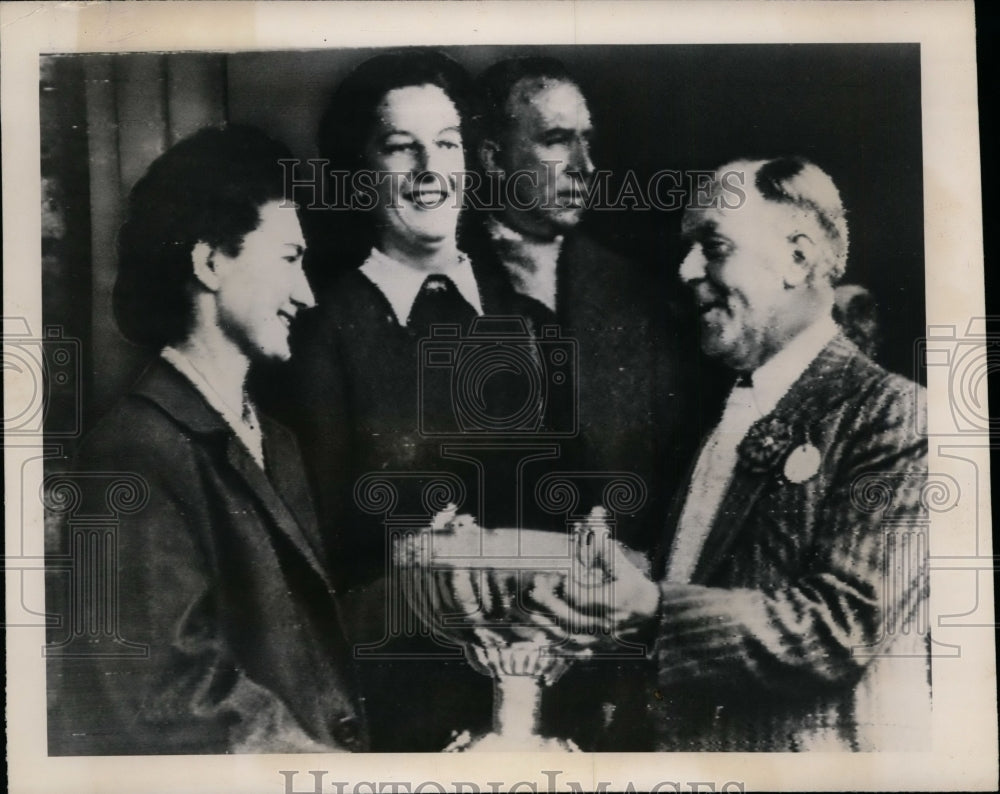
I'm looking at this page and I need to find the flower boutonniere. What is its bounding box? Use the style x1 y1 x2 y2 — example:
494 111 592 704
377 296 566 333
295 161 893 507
737 415 795 473
737 417 823 484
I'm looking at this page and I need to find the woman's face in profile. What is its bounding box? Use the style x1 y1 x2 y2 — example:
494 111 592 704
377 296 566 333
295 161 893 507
364 83 465 257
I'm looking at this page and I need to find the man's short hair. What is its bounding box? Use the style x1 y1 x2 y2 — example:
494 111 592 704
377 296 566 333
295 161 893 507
473 56 581 142
751 156 849 283
113 124 293 349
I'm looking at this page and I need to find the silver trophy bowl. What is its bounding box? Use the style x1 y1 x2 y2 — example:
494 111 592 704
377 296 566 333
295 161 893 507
395 506 614 751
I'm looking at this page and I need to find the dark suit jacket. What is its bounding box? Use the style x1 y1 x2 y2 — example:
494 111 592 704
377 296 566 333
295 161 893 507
462 224 712 553
262 258 536 751
650 334 930 751
448 223 719 750
46 360 366 754
275 257 533 586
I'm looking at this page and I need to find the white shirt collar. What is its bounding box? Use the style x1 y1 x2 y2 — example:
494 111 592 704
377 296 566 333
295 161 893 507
486 215 565 247
744 313 840 416
486 216 564 312
359 247 483 327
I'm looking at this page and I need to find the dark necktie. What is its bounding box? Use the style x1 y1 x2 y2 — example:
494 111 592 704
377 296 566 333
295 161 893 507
406 274 478 337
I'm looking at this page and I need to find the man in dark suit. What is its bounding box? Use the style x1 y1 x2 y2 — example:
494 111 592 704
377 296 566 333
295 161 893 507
469 56 694 555
46 126 366 754
465 57 700 750
531 156 930 751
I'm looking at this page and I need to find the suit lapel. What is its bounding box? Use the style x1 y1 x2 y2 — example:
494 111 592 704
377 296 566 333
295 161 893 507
469 242 524 317
690 467 771 582
261 421 318 538
137 359 335 592
688 335 859 584
654 433 710 579
225 429 335 591
556 234 596 329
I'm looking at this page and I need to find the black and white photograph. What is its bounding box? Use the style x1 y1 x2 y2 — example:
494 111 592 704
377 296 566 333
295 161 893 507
4 2 996 792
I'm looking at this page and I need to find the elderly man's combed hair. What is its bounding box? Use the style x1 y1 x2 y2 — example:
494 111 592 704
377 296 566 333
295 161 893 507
753 156 850 282
113 124 293 349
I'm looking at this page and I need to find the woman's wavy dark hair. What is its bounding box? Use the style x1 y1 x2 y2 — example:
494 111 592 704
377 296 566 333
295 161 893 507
308 49 473 283
113 124 294 348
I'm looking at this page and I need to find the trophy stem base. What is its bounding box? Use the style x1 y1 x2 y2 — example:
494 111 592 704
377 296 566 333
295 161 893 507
444 674 580 752
494 673 541 743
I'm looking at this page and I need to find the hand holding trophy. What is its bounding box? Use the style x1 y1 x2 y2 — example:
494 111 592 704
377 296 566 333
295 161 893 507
395 504 653 751
528 507 661 644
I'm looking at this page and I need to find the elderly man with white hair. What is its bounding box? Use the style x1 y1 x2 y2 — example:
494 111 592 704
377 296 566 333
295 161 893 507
531 156 930 752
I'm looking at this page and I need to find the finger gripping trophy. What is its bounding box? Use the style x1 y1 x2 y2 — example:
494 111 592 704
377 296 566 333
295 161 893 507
394 505 617 751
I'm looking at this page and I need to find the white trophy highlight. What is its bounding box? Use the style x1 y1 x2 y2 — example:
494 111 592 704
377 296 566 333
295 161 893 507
395 505 621 751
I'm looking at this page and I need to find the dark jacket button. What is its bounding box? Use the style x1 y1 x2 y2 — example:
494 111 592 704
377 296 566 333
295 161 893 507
332 714 363 749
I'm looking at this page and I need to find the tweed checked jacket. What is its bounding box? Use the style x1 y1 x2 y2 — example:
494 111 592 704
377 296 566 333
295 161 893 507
650 334 930 751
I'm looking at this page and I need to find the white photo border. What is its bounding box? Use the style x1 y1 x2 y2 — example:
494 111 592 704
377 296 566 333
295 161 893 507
3 1 995 792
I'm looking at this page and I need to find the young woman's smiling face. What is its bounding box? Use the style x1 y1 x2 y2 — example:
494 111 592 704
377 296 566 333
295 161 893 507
365 83 465 259
212 200 314 363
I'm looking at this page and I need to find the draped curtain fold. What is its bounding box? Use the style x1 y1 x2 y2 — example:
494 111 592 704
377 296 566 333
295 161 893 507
42 53 227 448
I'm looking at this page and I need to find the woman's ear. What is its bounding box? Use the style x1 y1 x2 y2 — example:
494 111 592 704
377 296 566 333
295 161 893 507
190 241 220 291
783 232 818 288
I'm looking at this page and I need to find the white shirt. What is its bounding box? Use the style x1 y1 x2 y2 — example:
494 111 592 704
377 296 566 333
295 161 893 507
486 216 563 312
160 346 265 469
359 247 483 326
666 314 839 583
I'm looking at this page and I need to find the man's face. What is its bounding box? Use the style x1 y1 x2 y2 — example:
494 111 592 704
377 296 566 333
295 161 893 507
214 200 314 362
495 78 594 239
365 83 465 256
679 190 806 372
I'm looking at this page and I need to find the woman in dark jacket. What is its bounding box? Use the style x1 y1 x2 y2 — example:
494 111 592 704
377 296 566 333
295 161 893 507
271 51 531 752
46 125 366 754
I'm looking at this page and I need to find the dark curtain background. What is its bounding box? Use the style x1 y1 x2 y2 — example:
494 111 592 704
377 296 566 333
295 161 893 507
41 44 923 456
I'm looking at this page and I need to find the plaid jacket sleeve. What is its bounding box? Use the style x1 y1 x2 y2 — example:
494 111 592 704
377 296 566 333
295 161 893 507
654 358 928 693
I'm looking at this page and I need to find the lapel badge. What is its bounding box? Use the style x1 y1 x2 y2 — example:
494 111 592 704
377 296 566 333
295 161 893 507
783 443 821 483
